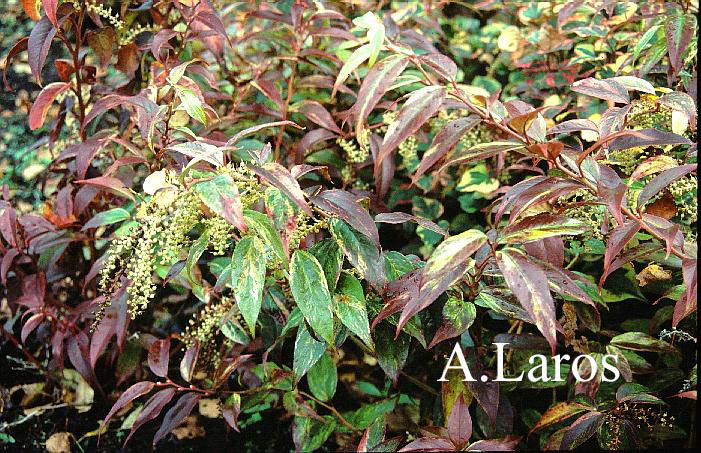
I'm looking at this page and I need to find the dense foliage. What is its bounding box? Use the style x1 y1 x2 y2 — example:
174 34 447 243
0 0 697 451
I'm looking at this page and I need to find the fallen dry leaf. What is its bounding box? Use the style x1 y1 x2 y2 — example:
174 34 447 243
45 432 71 453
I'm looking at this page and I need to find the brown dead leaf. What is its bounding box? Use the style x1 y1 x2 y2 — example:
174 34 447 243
636 263 673 286
45 432 72 453
645 192 677 220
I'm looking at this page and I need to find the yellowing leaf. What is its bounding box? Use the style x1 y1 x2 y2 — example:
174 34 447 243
497 26 521 52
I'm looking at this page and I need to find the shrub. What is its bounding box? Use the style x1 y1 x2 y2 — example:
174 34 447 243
0 0 697 450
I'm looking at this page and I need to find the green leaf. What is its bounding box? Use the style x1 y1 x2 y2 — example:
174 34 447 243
334 272 374 349
500 214 589 244
383 251 418 282
221 320 250 345
243 209 287 266
290 250 335 345
329 218 386 291
529 402 591 434
293 323 326 380
346 399 396 430
373 325 409 382
231 236 267 336
292 415 336 451
610 332 677 354
176 86 207 124
195 174 239 216
308 239 344 291
186 229 210 282
333 44 372 96
307 352 337 402
81 207 131 231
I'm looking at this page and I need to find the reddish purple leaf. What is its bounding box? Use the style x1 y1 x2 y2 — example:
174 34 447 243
311 189 380 246
468 376 500 430
598 105 630 138
222 397 242 432
99 381 155 436
608 128 692 151
352 55 410 141
1 248 20 285
419 53 458 82
600 221 640 287
28 16 56 85
413 116 481 182
523 237 564 268
399 437 456 452
560 411 604 450
89 308 117 369
180 342 200 383
375 212 447 237
148 339 170 378
42 0 58 27
225 120 302 147
673 258 697 327
496 249 559 355
67 330 97 385
665 6 696 72
637 164 697 211
467 435 521 451
298 128 338 155
299 101 342 134
3 38 28 90
125 388 177 445
152 392 202 445
606 242 664 283
150 29 177 62
546 119 598 136
596 164 626 227
571 78 629 104
250 163 313 216
252 79 285 111
21 312 44 343
376 85 445 175
370 132 395 199
447 393 472 449
194 12 230 46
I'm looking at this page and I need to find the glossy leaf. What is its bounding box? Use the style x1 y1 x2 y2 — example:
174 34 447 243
414 116 481 181
570 78 629 104
250 163 313 216
243 209 287 266
610 332 677 353
293 323 326 380
329 218 386 291
560 411 604 450
28 16 56 85
500 214 589 244
448 393 472 449
377 86 446 174
148 339 170 378
333 44 372 96
334 272 373 349
29 82 70 130
529 402 590 434
307 352 337 402
311 189 379 246
496 249 559 355
153 392 201 445
231 236 267 336
290 250 335 345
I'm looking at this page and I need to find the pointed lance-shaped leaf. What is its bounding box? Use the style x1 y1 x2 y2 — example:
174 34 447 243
496 249 560 355
530 402 590 434
99 381 155 439
250 163 313 216
28 16 57 85
376 85 446 175
596 164 627 227
665 6 697 72
311 189 379 246
570 78 629 104
637 164 697 211
231 236 266 336
447 393 472 449
352 55 409 147
42 0 58 27
124 388 177 446
29 82 70 130
152 392 202 445
299 101 342 134
560 411 604 450
600 221 640 288
333 44 372 97
673 258 697 327
413 116 481 182
608 128 692 151
289 250 335 345
500 213 589 244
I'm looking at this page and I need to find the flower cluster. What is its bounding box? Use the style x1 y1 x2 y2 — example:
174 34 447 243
602 402 675 449
336 137 369 164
